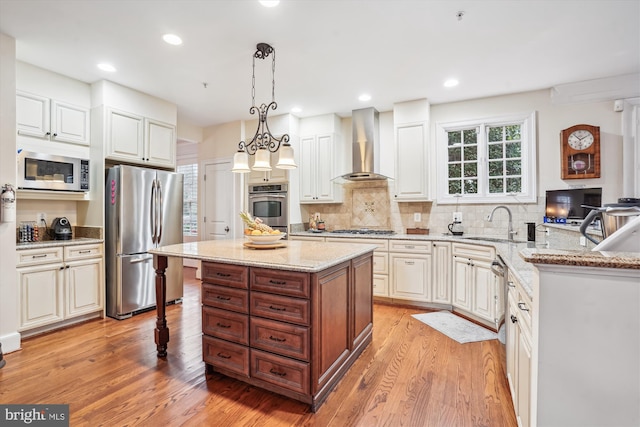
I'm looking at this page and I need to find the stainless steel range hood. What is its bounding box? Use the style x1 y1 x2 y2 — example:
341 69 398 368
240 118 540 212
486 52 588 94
336 107 391 181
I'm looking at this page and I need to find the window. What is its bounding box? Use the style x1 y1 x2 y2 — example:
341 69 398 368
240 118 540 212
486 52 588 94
436 112 536 204
177 163 198 236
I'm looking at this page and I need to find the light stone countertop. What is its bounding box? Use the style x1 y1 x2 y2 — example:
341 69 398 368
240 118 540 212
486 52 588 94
16 237 104 250
148 239 378 273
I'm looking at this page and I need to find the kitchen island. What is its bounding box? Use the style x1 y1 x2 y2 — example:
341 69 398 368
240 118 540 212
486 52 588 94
149 239 377 411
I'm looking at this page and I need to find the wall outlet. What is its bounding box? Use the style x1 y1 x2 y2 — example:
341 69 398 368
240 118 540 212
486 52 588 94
579 236 587 246
453 212 462 222
413 212 421 222
37 212 46 223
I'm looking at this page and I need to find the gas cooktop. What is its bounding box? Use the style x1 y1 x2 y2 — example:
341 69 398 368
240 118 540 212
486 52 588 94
330 229 396 235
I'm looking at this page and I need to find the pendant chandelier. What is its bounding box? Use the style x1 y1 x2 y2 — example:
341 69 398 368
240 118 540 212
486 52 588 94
232 43 297 173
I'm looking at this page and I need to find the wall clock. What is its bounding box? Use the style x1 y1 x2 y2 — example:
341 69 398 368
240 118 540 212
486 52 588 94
560 124 600 179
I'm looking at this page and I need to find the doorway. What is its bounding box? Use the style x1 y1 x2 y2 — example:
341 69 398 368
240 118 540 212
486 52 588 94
202 158 242 240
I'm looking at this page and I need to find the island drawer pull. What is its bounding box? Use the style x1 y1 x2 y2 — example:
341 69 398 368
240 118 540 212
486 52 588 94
269 279 286 285
269 368 287 377
216 352 231 359
269 305 286 312
517 302 529 312
216 322 231 329
216 272 231 278
31 254 48 259
269 335 286 342
216 295 231 301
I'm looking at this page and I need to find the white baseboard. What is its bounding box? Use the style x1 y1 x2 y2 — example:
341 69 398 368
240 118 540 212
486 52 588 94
0 331 22 354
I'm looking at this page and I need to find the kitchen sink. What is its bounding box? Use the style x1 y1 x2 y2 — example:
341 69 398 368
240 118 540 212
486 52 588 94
464 236 528 244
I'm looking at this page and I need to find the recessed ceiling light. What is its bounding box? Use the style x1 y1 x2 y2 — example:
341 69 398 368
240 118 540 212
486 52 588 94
444 78 459 88
97 63 116 72
358 93 372 102
259 0 280 7
291 106 302 113
163 34 183 46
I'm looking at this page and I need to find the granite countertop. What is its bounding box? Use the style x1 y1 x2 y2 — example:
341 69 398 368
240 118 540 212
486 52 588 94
148 239 378 273
290 231 640 299
16 237 104 250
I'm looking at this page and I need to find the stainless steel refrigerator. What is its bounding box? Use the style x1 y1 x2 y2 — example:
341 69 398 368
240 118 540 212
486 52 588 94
105 165 184 319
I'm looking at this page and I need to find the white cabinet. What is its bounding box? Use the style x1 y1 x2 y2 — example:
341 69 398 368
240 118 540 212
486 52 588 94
106 107 176 168
300 134 341 203
389 240 431 301
393 99 430 201
451 243 500 326
16 243 104 333
506 271 532 427
17 91 90 146
431 241 452 304
248 151 288 183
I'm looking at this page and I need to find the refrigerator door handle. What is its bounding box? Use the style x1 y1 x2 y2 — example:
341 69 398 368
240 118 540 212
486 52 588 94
151 179 158 245
129 256 153 264
157 179 164 244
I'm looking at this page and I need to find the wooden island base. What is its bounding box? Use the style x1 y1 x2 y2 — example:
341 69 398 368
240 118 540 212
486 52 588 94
151 240 375 412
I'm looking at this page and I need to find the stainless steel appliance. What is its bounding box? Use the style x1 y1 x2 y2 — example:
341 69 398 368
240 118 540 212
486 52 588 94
105 165 183 319
491 255 508 348
580 198 640 244
248 183 288 233
17 150 89 192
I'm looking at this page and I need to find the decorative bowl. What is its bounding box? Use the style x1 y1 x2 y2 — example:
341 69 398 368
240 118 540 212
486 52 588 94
245 233 286 245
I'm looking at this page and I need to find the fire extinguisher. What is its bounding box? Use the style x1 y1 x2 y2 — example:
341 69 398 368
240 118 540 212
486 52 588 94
1 184 16 223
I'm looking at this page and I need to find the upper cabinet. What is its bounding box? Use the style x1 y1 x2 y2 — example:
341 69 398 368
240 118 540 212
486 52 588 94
299 114 343 204
393 99 430 201
248 151 288 184
105 108 175 168
17 91 90 147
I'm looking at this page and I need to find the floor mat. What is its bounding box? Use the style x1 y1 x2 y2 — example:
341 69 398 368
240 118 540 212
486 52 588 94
412 310 498 344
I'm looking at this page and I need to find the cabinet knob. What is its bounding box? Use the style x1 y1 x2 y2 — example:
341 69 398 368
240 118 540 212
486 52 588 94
52 133 57 137
507 281 515 288
45 131 51 136
510 315 518 323
517 302 529 312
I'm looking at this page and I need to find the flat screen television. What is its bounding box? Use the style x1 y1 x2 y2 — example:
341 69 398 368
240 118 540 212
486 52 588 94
545 188 602 221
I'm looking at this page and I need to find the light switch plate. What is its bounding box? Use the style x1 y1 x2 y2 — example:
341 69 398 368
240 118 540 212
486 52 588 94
414 212 421 222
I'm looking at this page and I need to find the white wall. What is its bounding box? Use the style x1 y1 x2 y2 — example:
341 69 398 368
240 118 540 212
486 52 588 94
0 33 20 353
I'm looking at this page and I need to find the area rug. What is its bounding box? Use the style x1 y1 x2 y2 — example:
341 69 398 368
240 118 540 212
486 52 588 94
412 311 498 344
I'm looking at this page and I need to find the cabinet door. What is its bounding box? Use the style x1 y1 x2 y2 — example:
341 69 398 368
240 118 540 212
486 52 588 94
51 100 90 145
315 134 335 201
106 108 144 162
299 136 317 202
145 118 175 167
17 263 64 330
394 122 429 201
452 256 472 310
517 326 532 427
65 257 104 317
431 242 452 304
472 260 495 322
390 253 431 301
506 289 519 401
16 91 50 139
248 152 288 183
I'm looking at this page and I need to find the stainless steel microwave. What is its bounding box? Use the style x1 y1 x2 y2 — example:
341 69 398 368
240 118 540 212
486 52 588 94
17 151 90 192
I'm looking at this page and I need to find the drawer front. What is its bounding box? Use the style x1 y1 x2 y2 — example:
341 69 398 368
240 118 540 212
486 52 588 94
325 237 389 251
451 243 495 261
64 244 103 261
389 239 432 254
250 317 310 361
251 268 309 298
202 306 249 345
201 262 248 289
202 283 249 313
17 246 64 267
251 348 310 395
203 335 249 377
250 291 310 325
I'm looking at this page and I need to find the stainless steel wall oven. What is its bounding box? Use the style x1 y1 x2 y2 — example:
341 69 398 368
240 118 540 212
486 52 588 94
248 183 288 234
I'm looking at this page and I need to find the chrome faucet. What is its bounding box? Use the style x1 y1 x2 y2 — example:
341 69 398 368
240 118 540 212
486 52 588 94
487 205 516 241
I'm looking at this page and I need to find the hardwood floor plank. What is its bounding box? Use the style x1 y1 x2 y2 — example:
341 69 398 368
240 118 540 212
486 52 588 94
0 268 516 426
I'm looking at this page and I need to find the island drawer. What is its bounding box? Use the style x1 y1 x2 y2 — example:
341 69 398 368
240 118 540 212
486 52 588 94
202 306 249 345
202 262 248 289
251 348 310 395
203 335 249 377
251 268 310 298
250 317 310 361
250 291 310 326
202 283 249 313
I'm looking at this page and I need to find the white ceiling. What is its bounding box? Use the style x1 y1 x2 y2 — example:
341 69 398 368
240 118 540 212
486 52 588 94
1 0 638 129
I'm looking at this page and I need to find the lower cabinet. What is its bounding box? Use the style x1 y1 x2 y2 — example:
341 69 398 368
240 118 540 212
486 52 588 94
16 243 104 332
200 254 373 411
506 271 532 427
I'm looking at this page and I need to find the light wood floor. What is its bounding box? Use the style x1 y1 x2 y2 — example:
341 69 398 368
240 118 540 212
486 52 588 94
1 268 516 427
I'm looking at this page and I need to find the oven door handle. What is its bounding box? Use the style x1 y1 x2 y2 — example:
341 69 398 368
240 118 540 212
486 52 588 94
249 194 287 199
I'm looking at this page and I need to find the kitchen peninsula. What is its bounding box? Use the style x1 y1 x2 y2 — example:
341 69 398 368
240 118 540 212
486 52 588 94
149 239 377 411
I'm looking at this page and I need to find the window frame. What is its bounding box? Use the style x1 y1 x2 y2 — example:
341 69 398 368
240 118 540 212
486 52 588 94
436 111 537 204
177 162 198 237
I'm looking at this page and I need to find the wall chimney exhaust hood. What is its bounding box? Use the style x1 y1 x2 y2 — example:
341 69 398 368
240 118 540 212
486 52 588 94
335 107 392 182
